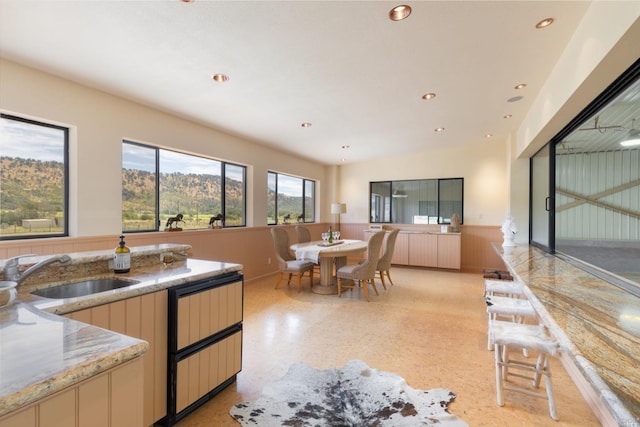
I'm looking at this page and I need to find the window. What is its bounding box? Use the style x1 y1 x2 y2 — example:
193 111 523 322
0 114 68 240
122 141 246 231
267 171 315 225
370 178 463 224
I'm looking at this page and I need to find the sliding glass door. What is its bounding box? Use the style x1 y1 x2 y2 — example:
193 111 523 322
530 143 554 252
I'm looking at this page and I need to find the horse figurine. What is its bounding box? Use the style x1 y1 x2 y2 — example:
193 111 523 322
297 214 304 223
209 213 223 229
166 213 184 229
283 213 291 224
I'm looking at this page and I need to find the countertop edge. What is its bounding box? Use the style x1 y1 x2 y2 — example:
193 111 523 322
492 243 637 425
0 258 242 418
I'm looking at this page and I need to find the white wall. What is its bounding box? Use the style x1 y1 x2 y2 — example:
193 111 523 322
1 3 639 241
0 59 329 236
516 3 640 158
509 4 639 242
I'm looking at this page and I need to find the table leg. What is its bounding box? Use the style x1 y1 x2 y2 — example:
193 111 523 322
311 257 339 294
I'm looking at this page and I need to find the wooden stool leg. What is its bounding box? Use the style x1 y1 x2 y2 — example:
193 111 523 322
544 359 558 421
495 343 505 407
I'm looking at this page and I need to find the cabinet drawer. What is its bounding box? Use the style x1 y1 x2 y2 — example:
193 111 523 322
175 330 242 414
176 280 243 351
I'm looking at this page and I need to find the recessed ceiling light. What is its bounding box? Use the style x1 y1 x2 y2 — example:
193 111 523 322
422 93 436 100
212 74 229 82
180 0 195 3
341 145 350 149
536 18 554 29
504 114 513 119
434 127 445 132
507 96 523 103
485 134 493 138
341 158 346 162
301 122 312 128
389 5 412 21
514 83 527 90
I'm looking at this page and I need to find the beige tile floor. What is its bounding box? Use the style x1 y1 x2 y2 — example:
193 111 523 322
175 267 600 427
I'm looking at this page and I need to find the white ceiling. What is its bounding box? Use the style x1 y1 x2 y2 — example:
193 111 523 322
0 1 595 165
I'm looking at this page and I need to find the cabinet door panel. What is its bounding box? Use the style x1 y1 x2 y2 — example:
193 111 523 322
125 297 141 338
91 304 110 330
408 234 437 267
391 233 409 265
0 406 36 427
39 387 75 427
111 358 143 427
79 371 109 427
64 291 167 426
437 234 461 269
153 292 168 421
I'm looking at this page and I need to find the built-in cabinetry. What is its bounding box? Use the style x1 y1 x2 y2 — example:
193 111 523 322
65 291 167 426
0 358 143 427
165 272 244 426
435 233 462 269
390 232 409 265
365 230 461 270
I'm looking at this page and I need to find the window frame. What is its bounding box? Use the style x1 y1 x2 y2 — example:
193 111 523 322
122 140 246 232
0 113 69 240
369 178 464 225
267 171 316 225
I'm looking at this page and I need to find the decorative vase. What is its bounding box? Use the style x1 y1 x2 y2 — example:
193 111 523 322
450 213 461 232
501 215 517 247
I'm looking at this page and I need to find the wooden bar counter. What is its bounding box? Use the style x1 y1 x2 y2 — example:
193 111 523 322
493 244 639 426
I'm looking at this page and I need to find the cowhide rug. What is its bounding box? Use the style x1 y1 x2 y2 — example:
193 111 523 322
230 359 469 426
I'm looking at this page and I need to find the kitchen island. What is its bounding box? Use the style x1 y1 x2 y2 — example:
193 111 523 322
0 244 242 426
494 244 639 426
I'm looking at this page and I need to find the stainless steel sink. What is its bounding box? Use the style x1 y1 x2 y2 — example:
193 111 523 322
31 278 139 299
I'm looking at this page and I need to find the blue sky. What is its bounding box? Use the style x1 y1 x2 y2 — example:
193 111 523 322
123 142 245 183
0 117 65 162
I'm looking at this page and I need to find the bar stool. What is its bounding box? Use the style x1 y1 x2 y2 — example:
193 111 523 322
484 278 526 298
486 294 536 351
490 319 560 420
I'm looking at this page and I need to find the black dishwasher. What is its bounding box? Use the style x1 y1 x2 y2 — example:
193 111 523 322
161 271 243 426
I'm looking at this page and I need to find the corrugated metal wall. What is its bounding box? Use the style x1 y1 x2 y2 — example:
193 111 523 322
556 149 640 240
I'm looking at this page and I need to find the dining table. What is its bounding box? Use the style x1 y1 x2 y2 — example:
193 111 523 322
290 239 368 294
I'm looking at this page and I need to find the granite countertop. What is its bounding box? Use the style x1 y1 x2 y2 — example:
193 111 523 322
0 303 148 416
0 246 243 417
494 244 640 425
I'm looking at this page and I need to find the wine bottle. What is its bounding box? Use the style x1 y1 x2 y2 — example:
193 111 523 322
328 226 333 243
114 234 131 273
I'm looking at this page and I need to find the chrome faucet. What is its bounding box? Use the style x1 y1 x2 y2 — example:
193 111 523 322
3 254 72 284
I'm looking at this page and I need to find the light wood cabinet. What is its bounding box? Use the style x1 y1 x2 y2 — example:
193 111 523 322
391 232 409 265
408 233 438 267
437 234 461 269
0 358 143 427
364 230 461 270
65 291 167 426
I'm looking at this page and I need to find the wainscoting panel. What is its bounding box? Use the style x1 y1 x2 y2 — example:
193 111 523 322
0 223 505 280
